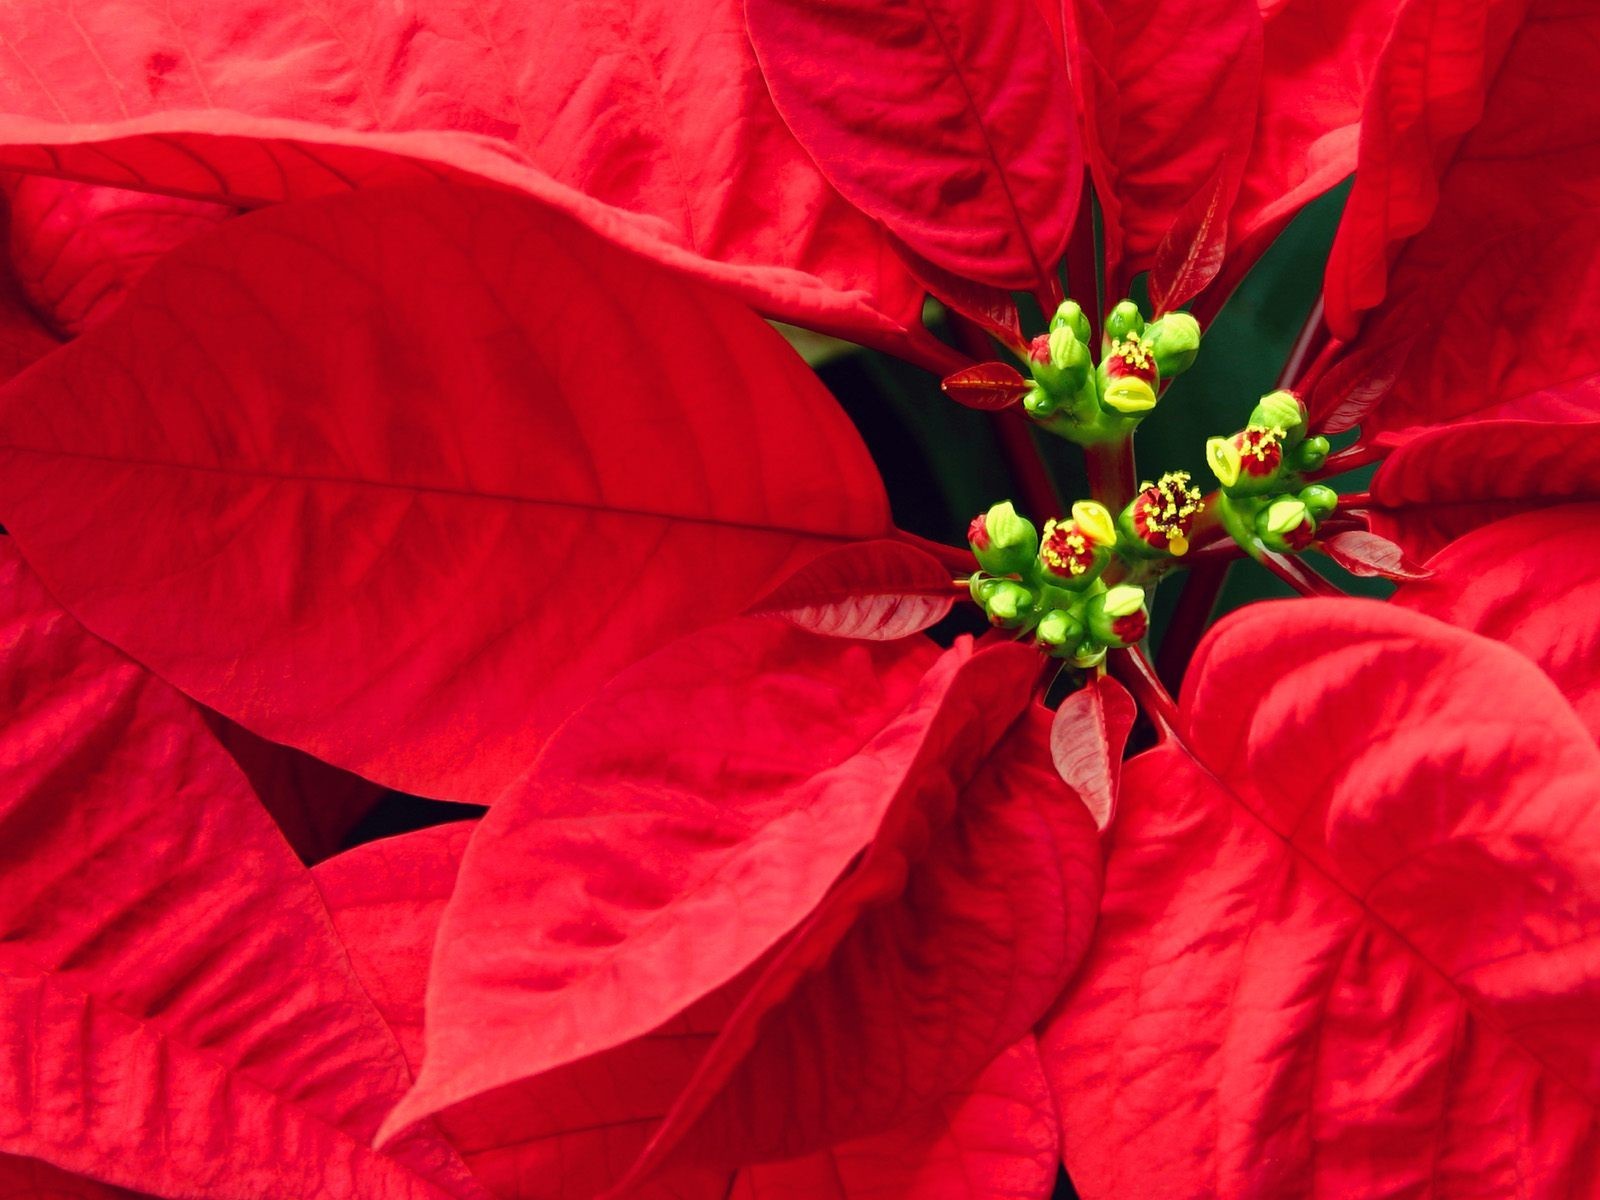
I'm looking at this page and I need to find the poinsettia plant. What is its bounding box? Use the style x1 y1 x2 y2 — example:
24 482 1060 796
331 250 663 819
0 0 1598 1197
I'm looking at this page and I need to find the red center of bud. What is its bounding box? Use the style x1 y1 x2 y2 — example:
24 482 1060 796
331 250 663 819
967 513 991 551
1111 611 1149 643
1105 335 1157 383
1234 427 1284 477
1280 519 1316 551
1040 520 1098 579
1028 333 1052 364
1131 471 1203 550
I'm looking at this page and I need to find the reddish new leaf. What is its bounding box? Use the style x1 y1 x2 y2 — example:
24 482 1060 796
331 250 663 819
1317 528 1431 580
896 242 1025 349
746 0 1080 297
1322 0 1520 337
1396 504 1600 742
1050 677 1136 830
1369 418 1600 558
0 1 928 346
941 362 1032 411
2 176 231 336
1043 599 1600 1196
0 540 481 1200
0 182 891 803
1064 0 1262 301
750 539 956 639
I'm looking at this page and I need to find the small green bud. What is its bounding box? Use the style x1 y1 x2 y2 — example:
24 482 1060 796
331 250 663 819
1295 435 1331 472
969 572 999 606
1049 299 1092 346
984 579 1036 627
1147 311 1201 378
1257 497 1315 552
1022 383 1059 419
1035 607 1083 651
968 501 1039 575
1104 299 1144 343
1086 584 1149 647
1071 643 1108 669
1299 484 1339 520
1047 324 1091 379
1249 390 1306 434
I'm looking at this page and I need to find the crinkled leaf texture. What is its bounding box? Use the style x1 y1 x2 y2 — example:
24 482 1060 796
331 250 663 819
747 0 1079 297
0 181 891 804
1317 528 1430 581
317 823 1060 1200
0 539 483 1200
750 539 956 639
1369 418 1600 558
1049 676 1135 831
2 176 231 335
1396 503 1600 742
1317 0 1600 438
0 0 929 347
386 619 1100 1193
1042 599 1600 1197
1064 0 1262 304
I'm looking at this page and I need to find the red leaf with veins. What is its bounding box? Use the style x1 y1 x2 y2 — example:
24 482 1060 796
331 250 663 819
387 621 1100 1186
0 182 890 804
1064 0 1262 301
1042 599 1600 1196
1318 0 1600 433
750 540 956 640
941 362 1032 411
0 539 482 1200
1396 504 1600 742
746 0 1080 297
3 176 231 336
1050 677 1135 830
0 0 927 346
1318 528 1431 580
1369 418 1600 558
1217 0 1402 300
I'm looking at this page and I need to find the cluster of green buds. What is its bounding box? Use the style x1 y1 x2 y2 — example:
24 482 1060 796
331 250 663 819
966 500 1151 667
1205 390 1337 554
1022 298 1201 445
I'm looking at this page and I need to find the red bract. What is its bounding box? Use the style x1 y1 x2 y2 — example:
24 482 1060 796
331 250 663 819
385 618 1100 1188
1042 600 1600 1195
0 181 894 802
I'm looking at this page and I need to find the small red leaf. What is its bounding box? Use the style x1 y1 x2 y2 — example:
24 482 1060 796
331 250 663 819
751 540 956 640
1050 677 1137 831
941 362 1032 411
1318 528 1432 581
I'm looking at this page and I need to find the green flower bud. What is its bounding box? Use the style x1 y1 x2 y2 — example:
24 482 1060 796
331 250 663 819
1071 643 1108 669
1249 389 1306 433
1104 299 1144 343
1147 311 1201 378
1049 299 1092 346
1035 607 1084 653
1047 324 1091 379
1086 584 1149 647
1208 427 1287 496
1295 435 1331 472
983 579 1037 627
967 501 1039 575
1257 497 1315 552
1022 383 1059 419
1298 484 1339 520
1039 502 1117 589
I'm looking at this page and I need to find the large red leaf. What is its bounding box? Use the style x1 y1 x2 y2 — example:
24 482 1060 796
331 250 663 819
0 1 928 347
2 176 231 335
0 539 482 1200
1368 418 1600 558
0 181 891 803
1395 504 1600 742
1219 0 1402 299
1042 599 1600 1196
1064 0 1262 303
317 821 1059 1200
746 0 1080 297
387 621 1100 1184
1316 0 1600 438
749 539 957 639
1322 0 1526 338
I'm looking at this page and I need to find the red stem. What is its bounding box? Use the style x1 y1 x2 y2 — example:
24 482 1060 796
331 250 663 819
1312 442 1391 479
1294 335 1346 398
1155 557 1230 690
1339 490 1372 508
994 415 1061 518
1109 646 1180 741
1084 437 1136 512
1064 176 1101 340
1261 550 1345 598
1278 297 1329 390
